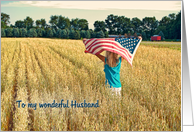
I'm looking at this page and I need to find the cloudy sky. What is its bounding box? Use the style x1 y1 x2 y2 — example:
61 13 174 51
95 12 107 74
1 1 181 29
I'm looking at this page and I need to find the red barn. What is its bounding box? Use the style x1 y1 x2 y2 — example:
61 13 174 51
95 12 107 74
151 35 161 41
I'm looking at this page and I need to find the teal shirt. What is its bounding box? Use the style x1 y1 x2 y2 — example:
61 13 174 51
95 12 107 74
104 57 122 88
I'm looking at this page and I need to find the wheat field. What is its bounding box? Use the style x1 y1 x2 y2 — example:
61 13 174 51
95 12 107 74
1 38 181 131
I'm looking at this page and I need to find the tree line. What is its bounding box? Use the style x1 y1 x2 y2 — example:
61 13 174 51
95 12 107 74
1 11 181 40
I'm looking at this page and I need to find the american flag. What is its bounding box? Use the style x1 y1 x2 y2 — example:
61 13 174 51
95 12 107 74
83 37 142 67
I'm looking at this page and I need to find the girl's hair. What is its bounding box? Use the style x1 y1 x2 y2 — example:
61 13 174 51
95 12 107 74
106 51 119 67
134 33 138 37
128 33 131 38
124 33 128 38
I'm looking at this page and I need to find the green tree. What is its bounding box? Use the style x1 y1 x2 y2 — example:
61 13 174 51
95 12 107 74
61 29 68 39
1 12 10 26
90 30 96 38
74 30 80 39
159 16 171 26
85 30 91 39
142 16 158 38
141 32 147 40
24 16 34 30
69 30 75 39
96 30 105 38
13 28 19 37
40 19 46 29
131 17 142 33
122 17 132 35
66 29 70 39
115 16 125 34
1 28 6 37
19 28 27 37
56 29 62 38
64 17 71 29
157 11 181 39
80 30 86 38
174 11 181 39
104 31 109 38
105 14 116 35
105 14 132 35
47 29 53 38
94 21 106 32
167 11 181 39
57 15 70 29
49 15 71 30
1 21 7 28
49 15 58 29
10 24 15 28
36 28 45 37
6 28 13 37
78 19 88 30
70 18 79 30
27 28 37 37
158 16 170 39
158 31 165 40
169 13 176 20
15 20 25 28
52 28 56 37
154 26 166 37
35 20 42 28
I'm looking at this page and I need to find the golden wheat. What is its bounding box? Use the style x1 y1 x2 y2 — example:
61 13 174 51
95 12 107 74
1 38 181 131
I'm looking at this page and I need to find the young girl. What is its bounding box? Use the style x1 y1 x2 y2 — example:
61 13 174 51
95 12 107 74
84 36 141 96
85 50 124 96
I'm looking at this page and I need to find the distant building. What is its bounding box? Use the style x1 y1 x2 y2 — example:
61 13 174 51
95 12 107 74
151 35 161 41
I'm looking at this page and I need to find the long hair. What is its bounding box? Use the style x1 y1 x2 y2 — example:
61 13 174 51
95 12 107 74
106 51 119 67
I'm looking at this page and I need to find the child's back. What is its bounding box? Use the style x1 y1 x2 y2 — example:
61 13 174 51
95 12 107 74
104 56 122 88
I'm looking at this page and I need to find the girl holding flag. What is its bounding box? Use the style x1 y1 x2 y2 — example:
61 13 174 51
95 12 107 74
84 35 142 96
85 49 123 96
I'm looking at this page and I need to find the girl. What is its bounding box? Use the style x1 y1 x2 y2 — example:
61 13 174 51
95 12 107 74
85 50 124 96
84 36 142 96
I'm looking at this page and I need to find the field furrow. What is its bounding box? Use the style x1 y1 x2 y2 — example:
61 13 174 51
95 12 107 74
12 42 30 131
29 43 63 92
23 43 37 131
47 46 104 90
26 43 48 91
48 44 106 88
1 41 19 93
1 41 21 131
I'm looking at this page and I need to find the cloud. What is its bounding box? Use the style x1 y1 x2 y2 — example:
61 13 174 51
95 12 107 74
1 1 181 11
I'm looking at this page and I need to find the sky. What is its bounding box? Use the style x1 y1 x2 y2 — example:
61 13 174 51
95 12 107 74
1 1 182 29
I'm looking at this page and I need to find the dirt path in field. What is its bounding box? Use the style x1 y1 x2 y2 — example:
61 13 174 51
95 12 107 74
24 45 35 131
8 42 21 131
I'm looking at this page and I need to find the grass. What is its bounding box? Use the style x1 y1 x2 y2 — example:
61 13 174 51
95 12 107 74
1 38 181 131
141 41 181 51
